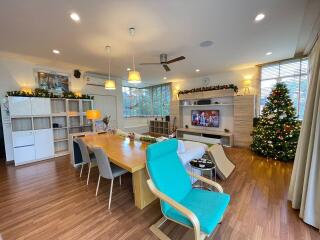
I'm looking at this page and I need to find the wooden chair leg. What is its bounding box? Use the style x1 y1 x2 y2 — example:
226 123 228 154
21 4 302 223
87 162 91 185
149 217 171 240
108 179 114 210
96 175 101 196
119 175 122 186
80 163 84 178
150 217 207 240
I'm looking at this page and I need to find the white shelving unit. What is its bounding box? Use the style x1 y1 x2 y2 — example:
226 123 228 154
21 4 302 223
180 103 234 107
6 96 94 166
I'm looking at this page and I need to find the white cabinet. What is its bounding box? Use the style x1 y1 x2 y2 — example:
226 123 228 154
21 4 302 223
34 129 54 159
2 122 14 161
8 97 32 116
12 130 34 147
31 98 51 115
14 145 36 166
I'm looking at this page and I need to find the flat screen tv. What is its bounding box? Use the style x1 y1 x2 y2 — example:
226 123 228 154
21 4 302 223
191 110 219 128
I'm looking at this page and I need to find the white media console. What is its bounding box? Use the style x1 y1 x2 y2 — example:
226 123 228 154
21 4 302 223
176 128 233 147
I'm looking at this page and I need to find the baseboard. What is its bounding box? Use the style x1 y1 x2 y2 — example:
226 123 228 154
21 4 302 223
6 160 14 165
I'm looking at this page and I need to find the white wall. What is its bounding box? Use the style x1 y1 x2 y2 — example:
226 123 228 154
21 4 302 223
0 52 124 128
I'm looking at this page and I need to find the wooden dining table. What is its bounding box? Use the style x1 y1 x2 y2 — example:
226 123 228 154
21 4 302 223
82 133 157 209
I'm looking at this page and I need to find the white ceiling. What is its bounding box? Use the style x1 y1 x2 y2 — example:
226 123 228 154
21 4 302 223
0 0 313 84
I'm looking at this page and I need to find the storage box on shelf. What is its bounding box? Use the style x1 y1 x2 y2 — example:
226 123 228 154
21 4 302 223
6 96 94 166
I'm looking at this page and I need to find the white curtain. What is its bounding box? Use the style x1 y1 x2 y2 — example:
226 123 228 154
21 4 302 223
288 37 320 229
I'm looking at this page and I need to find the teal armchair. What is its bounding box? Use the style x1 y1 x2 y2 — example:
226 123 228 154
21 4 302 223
146 139 230 240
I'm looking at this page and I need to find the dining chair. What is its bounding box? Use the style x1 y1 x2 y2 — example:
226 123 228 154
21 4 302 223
74 137 97 185
91 146 128 209
146 139 230 240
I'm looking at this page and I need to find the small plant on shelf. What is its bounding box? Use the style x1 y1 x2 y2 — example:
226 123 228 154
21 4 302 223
128 132 135 142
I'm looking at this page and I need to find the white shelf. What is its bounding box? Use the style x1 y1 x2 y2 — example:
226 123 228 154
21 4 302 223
180 103 233 107
54 138 69 142
54 150 69 157
52 113 67 116
6 96 93 166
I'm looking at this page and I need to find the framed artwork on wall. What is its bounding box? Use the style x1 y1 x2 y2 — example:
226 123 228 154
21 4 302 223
34 69 70 95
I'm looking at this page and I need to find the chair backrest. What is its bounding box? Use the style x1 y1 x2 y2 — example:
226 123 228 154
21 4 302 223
90 146 114 180
74 137 91 164
146 139 192 213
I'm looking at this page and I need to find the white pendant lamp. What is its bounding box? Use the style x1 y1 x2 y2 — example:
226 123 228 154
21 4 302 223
128 27 141 84
105 46 116 90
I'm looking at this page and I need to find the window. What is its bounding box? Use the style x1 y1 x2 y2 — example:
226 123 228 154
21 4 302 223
122 83 171 117
260 58 309 119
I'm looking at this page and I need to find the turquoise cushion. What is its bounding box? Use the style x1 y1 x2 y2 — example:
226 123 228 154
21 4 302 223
147 139 192 213
164 188 230 235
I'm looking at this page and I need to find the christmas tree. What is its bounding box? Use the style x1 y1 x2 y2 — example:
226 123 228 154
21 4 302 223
251 83 301 161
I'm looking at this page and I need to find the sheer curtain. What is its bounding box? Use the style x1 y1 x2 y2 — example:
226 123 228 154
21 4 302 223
288 37 320 229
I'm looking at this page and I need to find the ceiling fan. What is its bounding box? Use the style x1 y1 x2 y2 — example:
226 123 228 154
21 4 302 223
140 53 186 72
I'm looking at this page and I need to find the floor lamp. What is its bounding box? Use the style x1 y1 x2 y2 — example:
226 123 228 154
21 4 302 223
86 110 101 132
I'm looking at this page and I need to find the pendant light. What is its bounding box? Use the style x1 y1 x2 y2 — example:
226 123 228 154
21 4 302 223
105 46 116 90
128 27 141 84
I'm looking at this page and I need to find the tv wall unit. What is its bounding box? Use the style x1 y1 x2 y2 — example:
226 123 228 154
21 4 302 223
6 96 94 165
170 90 256 147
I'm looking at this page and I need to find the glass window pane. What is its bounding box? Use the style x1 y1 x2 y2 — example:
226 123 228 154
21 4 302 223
301 59 309 74
299 75 309 119
281 76 299 115
261 63 279 80
260 79 277 112
280 60 300 77
122 83 171 117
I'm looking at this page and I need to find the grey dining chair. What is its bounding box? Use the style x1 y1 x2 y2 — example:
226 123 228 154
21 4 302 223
74 137 97 185
91 146 128 209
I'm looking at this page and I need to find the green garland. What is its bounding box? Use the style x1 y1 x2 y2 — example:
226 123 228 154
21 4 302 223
140 136 157 143
7 88 94 100
178 84 238 96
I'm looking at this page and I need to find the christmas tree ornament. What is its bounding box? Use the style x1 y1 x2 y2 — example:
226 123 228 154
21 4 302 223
251 83 301 161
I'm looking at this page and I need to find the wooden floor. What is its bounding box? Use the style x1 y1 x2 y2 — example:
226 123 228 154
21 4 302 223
0 148 319 240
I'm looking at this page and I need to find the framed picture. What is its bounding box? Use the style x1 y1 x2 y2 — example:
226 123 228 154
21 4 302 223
35 70 70 95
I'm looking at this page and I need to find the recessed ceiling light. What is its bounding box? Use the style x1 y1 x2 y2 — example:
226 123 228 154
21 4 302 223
163 77 167 80
200 40 213 48
255 13 265 22
266 52 272 56
127 68 131 71
70 12 80 22
52 49 60 54
195 69 200 72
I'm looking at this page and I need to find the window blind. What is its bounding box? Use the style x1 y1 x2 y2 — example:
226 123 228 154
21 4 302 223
260 58 309 119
